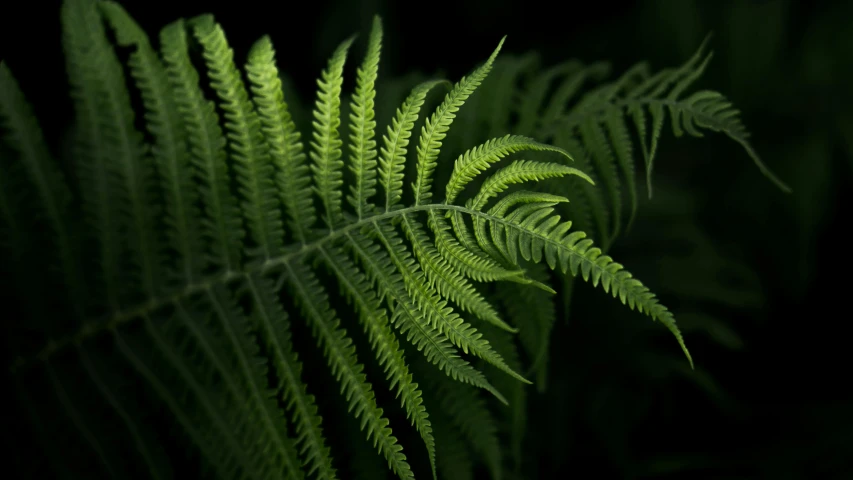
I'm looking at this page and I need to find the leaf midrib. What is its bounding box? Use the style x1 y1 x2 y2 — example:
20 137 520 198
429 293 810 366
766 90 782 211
13 202 606 371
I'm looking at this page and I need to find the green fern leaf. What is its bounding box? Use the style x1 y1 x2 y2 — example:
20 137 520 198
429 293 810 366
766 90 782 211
160 18 244 273
3 4 716 479
311 36 356 229
413 37 506 206
246 36 314 245
192 15 284 262
101 2 204 285
347 16 383 219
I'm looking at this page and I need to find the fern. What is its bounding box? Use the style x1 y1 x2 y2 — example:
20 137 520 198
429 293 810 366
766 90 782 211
416 45 792 399
1 1 782 479
438 43 790 254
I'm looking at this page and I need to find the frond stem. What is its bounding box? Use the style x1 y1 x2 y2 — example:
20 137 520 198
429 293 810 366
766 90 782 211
10 203 603 371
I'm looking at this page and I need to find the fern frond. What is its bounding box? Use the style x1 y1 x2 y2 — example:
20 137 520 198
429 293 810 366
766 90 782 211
468 160 591 211
482 54 539 139
421 363 503 480
101 2 204 285
204 285 304 478
6 5 710 479
515 60 585 135
243 276 337 479
494 37 792 245
284 260 413 479
444 134 573 204
344 230 507 402
62 0 161 308
192 15 284 262
246 36 314 245
497 263 556 389
413 37 506 206
401 214 515 333
311 36 356 229
159 18 244 273
428 210 524 284
379 80 449 212
347 15 383 219
541 62 610 126
603 108 638 229
579 118 623 239
469 204 693 368
371 221 530 384
550 130 609 245
317 245 436 479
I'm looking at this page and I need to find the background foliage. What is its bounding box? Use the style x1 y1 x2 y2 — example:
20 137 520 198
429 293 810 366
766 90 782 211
2 0 850 478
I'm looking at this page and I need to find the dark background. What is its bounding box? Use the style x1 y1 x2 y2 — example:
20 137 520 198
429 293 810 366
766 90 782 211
2 0 850 478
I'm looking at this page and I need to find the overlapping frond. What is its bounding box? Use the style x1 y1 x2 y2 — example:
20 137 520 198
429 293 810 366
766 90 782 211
446 42 789 250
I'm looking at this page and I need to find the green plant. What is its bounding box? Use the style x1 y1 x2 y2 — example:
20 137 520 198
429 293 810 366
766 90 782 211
2 1 786 479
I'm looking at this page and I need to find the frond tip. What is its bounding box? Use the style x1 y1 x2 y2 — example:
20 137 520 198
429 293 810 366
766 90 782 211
463 201 694 368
